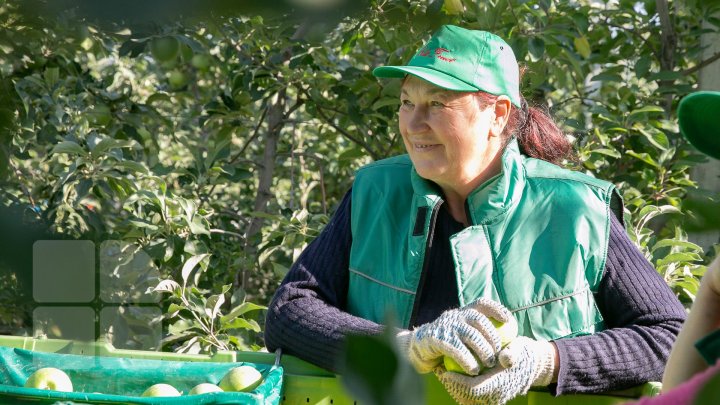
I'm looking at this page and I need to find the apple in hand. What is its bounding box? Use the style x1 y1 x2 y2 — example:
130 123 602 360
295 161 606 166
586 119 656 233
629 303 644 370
218 366 263 392
141 383 181 397
443 317 519 374
188 383 223 395
24 367 73 392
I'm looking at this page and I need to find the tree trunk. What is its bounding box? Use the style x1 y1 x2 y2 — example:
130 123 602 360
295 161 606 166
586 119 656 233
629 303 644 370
235 21 311 292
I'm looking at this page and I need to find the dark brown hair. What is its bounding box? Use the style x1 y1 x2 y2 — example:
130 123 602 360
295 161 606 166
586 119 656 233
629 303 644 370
475 91 576 165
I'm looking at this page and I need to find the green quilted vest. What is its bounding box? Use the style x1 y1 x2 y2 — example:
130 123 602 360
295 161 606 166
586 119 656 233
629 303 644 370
347 140 623 340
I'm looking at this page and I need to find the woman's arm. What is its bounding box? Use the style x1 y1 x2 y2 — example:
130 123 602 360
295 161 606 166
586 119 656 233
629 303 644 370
662 256 720 389
553 215 687 394
264 190 384 372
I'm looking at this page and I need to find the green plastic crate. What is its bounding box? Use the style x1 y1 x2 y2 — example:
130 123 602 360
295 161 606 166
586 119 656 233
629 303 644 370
0 336 282 404
0 336 659 404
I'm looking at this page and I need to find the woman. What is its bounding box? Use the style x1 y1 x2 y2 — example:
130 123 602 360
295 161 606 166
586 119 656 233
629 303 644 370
265 25 686 404
631 90 720 404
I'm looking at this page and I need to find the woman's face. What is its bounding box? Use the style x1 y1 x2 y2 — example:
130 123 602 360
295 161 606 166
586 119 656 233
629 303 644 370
399 76 504 192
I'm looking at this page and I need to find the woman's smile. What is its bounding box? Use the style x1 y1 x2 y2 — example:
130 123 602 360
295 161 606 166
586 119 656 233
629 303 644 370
412 142 441 151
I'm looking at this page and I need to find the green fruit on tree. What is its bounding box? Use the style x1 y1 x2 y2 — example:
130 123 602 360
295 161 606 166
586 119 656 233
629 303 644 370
218 366 263 392
443 318 518 375
141 383 181 397
150 36 180 62
442 0 464 15
24 367 73 392
191 54 211 71
188 383 223 395
167 70 188 89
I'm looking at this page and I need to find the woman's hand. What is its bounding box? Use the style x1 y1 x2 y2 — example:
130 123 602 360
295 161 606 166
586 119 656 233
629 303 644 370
396 298 515 374
435 337 557 405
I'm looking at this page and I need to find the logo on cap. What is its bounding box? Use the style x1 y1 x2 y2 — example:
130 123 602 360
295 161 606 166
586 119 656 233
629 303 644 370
417 46 456 62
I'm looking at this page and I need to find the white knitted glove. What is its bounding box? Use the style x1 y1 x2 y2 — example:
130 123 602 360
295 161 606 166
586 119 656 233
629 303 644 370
435 337 556 405
396 298 513 375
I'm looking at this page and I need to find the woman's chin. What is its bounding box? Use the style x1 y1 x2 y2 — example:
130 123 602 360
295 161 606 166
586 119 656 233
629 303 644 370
413 166 446 183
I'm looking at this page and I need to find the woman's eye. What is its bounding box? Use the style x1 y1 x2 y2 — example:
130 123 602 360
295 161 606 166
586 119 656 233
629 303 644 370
430 101 445 107
401 100 414 107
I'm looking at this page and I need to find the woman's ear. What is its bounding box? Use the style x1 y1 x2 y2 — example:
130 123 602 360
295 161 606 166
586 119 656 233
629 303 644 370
490 96 512 137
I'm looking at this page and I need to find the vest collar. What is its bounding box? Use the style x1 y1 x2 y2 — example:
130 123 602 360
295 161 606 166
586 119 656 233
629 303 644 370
467 138 526 224
409 138 527 225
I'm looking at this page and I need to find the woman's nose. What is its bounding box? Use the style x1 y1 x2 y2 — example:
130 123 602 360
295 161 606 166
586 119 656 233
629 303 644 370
405 108 429 134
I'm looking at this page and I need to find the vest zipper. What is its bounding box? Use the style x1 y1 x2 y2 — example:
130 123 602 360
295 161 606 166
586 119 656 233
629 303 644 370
408 200 443 328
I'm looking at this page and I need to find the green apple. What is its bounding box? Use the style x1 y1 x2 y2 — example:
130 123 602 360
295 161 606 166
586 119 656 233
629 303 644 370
443 318 518 374
218 366 263 392
443 356 469 374
150 36 180 63
492 317 518 347
24 367 73 392
191 54 211 71
141 383 181 397
188 383 223 395
167 70 188 89
442 0 464 15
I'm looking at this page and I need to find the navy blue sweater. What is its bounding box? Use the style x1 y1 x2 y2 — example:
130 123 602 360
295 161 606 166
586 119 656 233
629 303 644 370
264 190 686 395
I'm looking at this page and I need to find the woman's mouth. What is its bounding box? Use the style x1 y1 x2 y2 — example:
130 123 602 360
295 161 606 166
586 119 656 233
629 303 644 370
414 143 440 151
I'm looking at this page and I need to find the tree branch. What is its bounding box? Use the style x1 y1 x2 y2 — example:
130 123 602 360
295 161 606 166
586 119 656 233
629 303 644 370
682 51 720 76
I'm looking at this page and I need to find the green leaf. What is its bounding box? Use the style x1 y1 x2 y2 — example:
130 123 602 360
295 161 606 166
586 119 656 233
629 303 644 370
43 67 60 87
189 216 210 235
528 37 545 61
167 303 186 314
635 57 651 78
205 293 225 319
154 279 181 294
628 105 665 118
91 138 134 156
651 239 703 254
648 71 683 81
573 35 591 59
635 127 670 150
114 160 148 173
626 151 660 168
372 98 399 110
220 302 267 324
657 252 703 266
181 253 211 286
51 141 87 156
222 318 261 332
591 148 621 158
590 72 622 82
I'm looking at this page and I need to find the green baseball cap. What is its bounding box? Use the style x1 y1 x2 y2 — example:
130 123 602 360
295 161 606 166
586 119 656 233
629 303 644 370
678 91 720 160
373 25 521 107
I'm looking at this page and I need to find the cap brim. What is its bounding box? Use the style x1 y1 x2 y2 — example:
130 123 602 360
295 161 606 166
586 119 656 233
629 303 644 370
679 91 720 160
372 66 479 92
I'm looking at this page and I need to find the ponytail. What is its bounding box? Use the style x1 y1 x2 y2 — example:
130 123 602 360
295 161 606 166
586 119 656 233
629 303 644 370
474 87 576 166
509 98 576 165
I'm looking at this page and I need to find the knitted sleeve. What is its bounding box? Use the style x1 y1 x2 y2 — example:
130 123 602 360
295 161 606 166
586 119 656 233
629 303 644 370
263 190 384 372
553 214 687 394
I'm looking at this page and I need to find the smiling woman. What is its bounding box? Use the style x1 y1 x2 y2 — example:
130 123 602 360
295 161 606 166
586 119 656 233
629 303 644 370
264 24 686 405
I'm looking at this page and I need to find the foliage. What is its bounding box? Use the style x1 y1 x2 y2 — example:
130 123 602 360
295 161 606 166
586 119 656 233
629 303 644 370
152 254 267 353
339 326 425 405
1 0 719 356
